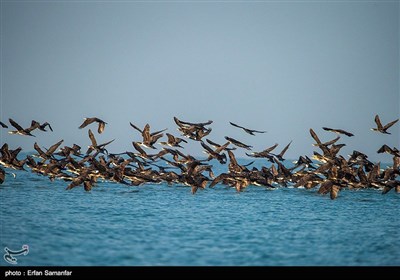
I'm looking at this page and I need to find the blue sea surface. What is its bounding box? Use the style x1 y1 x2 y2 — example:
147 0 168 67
0 161 399 266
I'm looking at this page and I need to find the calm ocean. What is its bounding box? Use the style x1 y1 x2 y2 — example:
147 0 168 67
1 160 399 266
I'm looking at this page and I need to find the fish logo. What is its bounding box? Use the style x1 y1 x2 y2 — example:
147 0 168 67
3 245 29 265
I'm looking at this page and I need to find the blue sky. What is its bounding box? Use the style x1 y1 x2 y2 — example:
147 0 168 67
1 0 399 162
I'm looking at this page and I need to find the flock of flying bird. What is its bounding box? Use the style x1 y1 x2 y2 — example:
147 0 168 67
0 115 399 200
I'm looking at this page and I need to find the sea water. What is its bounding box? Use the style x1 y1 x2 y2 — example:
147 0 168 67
0 161 399 266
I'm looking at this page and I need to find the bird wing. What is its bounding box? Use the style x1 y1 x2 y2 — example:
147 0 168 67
323 127 353 137
173 117 185 128
0 121 8 128
247 128 266 134
200 141 214 154
79 118 95 129
9 118 24 131
278 141 292 157
130 122 143 133
166 133 175 143
98 121 105 134
25 121 40 133
150 133 164 145
88 129 98 147
151 128 167 137
245 152 260 158
33 142 46 157
98 139 115 149
339 129 354 137
383 118 399 130
209 173 230 188
42 122 53 132
215 142 230 154
229 122 245 130
230 122 265 135
309 128 322 145
374 115 383 130
31 120 40 128
179 119 213 127
225 136 252 150
322 136 340 146
206 139 221 148
227 150 239 166
176 136 187 144
322 127 334 133
46 140 64 156
132 141 147 155
377 144 391 154
261 143 279 154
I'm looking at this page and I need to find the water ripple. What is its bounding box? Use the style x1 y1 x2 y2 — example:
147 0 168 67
0 172 399 266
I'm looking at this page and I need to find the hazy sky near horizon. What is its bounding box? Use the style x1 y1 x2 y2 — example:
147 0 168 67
1 0 399 162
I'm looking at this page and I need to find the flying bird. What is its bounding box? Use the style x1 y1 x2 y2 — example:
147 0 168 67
86 129 114 154
206 139 236 151
225 136 253 150
79 117 107 134
273 140 293 161
160 133 188 148
322 127 354 137
8 118 37 137
371 115 399 134
33 140 64 161
31 120 53 132
377 144 400 157
246 143 278 162
174 117 213 128
229 122 266 136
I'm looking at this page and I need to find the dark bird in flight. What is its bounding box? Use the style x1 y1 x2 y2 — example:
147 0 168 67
86 129 114 154
174 117 213 128
309 128 333 156
79 117 107 134
130 122 166 136
225 136 253 150
55 144 82 157
140 124 166 149
229 122 266 136
206 139 236 151
309 128 322 146
160 133 188 148
31 120 53 132
377 144 400 157
322 127 354 137
34 140 64 161
173 117 212 141
0 121 8 128
130 122 166 148
292 155 316 170
246 143 278 162
371 115 399 134
312 136 341 148
8 118 37 137
273 140 293 161
131 141 154 161
200 141 228 164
